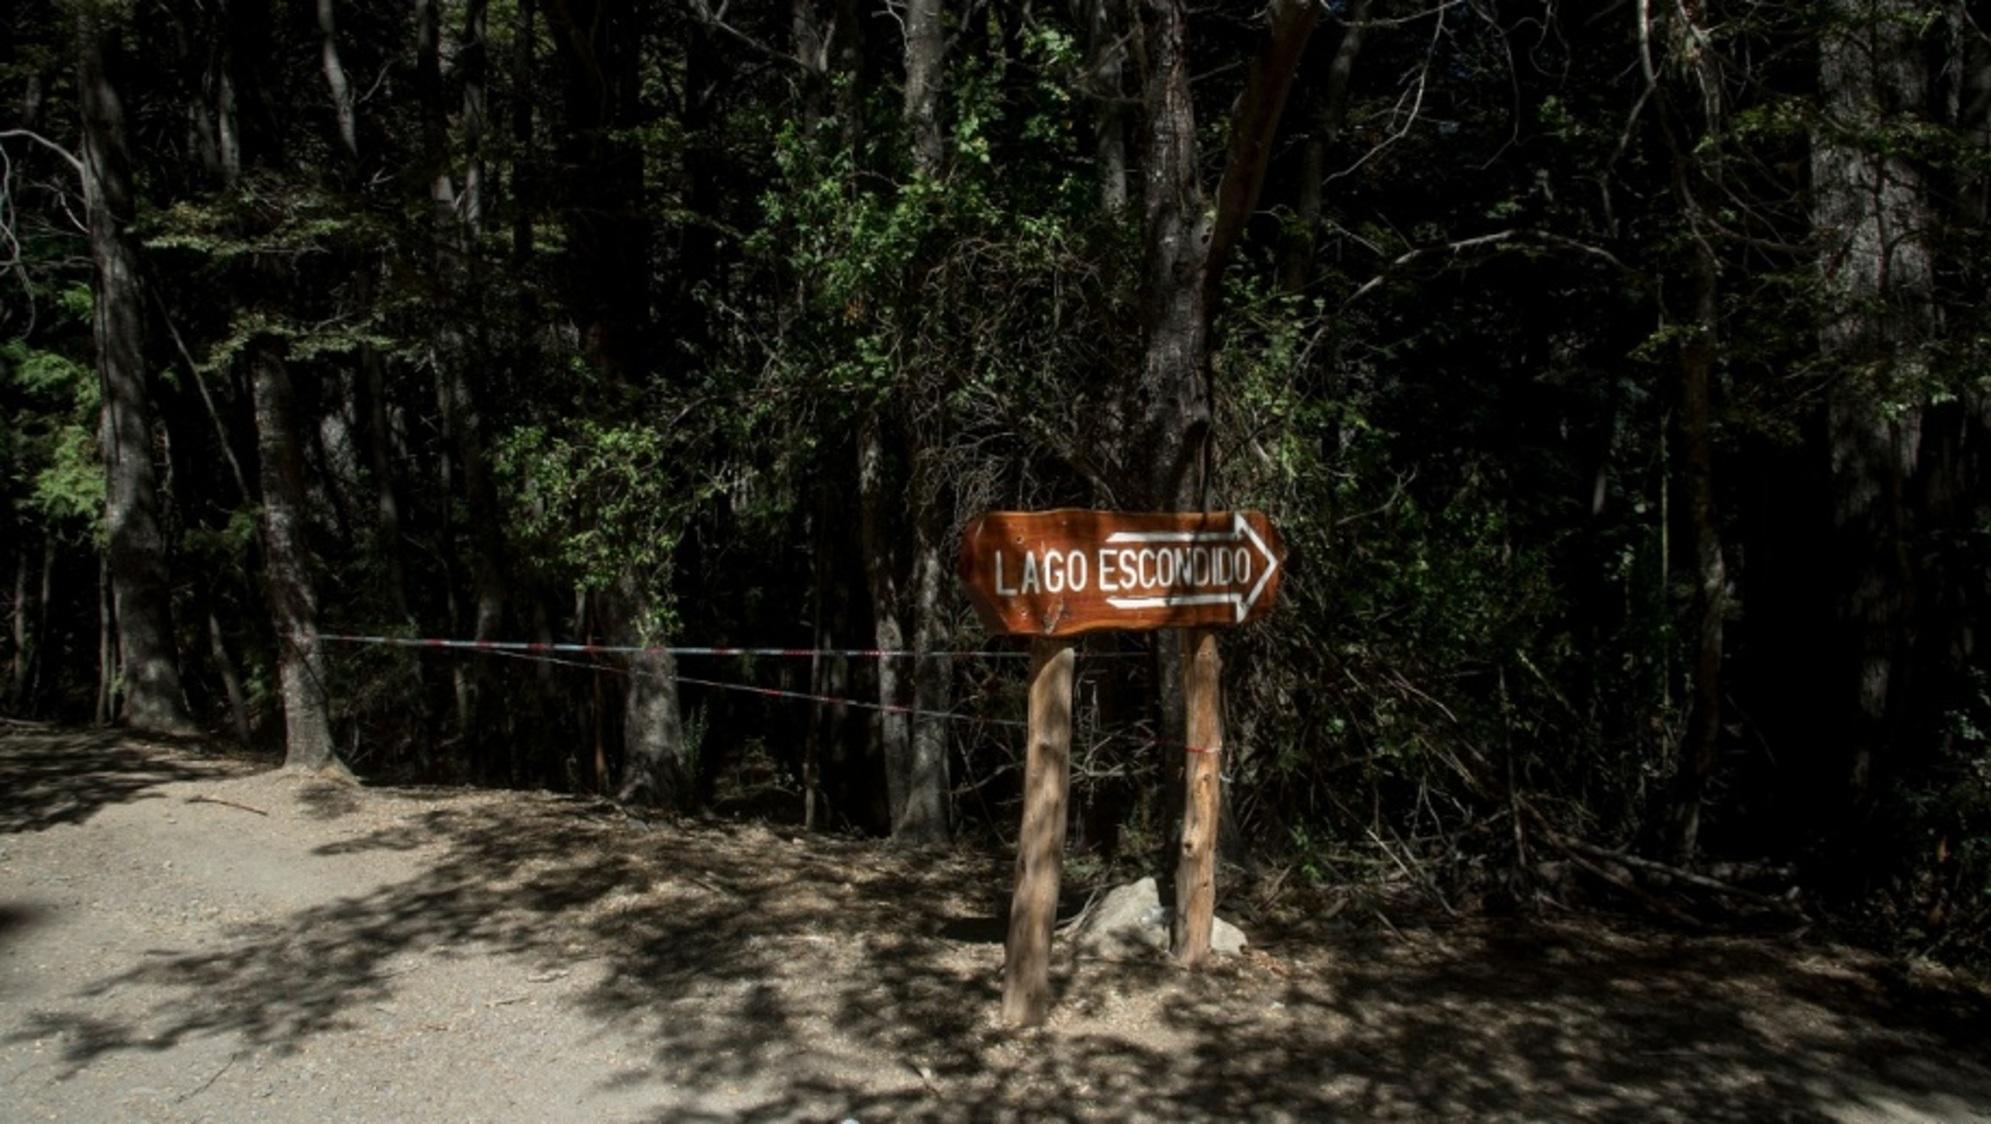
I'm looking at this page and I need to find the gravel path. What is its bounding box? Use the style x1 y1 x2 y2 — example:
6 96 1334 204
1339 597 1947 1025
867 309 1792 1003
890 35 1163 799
2 728 1989 1122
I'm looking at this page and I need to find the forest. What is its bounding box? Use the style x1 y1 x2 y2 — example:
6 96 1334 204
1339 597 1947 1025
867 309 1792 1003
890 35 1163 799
3 0 1989 971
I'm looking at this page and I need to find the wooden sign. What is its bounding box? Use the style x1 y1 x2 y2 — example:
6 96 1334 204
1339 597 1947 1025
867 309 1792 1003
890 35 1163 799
959 509 1285 637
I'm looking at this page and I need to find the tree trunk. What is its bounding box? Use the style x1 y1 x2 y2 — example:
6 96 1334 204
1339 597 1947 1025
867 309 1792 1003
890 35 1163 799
547 0 648 377
1129 0 1316 508
1083 0 1128 210
903 0 945 176
1647 0 1731 860
207 601 255 746
893 0 954 844
511 0 535 264
316 0 358 169
858 415 911 831
1814 0 1934 803
1131 0 1212 511
609 580 691 809
80 9 195 734
95 552 113 727
9 523 26 708
28 534 54 713
420 0 508 768
904 510 952 842
249 341 338 771
1669 245 1726 860
1279 0 1368 293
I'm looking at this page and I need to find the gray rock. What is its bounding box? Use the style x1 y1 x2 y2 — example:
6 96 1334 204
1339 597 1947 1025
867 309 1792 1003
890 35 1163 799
1212 915 1248 955
1070 876 1248 959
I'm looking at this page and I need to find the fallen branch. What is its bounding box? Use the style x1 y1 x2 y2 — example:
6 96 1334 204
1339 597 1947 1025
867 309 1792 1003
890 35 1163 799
1559 838 1802 915
186 795 269 817
1550 838 1702 928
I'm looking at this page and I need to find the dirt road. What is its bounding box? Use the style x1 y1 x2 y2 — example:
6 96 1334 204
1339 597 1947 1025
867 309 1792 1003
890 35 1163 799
2 728 1989 1122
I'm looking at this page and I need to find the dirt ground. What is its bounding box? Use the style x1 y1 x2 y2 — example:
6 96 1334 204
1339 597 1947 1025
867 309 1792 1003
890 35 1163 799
3 728 1990 1122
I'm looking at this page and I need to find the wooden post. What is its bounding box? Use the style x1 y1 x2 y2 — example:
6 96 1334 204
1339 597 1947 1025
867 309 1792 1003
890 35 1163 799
1002 637 1075 1026
1173 627 1222 966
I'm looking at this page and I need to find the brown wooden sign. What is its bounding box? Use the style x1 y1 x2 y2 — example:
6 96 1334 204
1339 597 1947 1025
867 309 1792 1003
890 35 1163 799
959 509 1285 637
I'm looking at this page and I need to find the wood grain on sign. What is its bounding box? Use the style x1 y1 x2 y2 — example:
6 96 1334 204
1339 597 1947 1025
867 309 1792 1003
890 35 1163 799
958 509 1285 637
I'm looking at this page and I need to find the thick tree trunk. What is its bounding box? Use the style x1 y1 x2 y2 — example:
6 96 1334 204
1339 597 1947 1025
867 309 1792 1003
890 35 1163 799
1130 0 1316 508
80 10 195 734
894 0 953 844
1814 0 1934 803
250 341 338 771
1131 0 1213 511
609 580 691 809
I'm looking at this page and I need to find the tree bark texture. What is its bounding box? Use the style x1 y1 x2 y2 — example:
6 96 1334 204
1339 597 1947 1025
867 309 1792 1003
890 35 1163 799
1084 0 1128 210
902 0 946 176
858 415 913 830
316 0 358 168
904 518 952 842
1002 638 1074 1026
1172 628 1222 966
1131 0 1213 510
81 10 195 734
1131 0 1316 509
250 341 338 770
1813 0 1935 801
610 580 691 809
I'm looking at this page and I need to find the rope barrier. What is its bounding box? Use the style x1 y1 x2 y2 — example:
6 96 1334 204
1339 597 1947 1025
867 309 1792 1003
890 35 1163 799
349 633 1220 755
320 633 1137 661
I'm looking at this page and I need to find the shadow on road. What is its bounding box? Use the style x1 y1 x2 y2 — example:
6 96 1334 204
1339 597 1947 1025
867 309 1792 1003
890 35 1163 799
0 730 244 834
6 737 1991 1120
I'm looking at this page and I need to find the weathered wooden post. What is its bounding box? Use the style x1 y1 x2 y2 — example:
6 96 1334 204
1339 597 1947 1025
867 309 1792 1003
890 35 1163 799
960 509 1282 1025
1002 638 1075 1025
1173 627 1223 965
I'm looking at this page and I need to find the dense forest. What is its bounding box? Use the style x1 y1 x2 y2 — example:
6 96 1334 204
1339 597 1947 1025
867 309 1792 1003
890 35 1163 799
3 0 1988 964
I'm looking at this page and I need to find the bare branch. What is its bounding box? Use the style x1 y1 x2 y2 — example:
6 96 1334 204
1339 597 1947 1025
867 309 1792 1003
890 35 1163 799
0 129 85 179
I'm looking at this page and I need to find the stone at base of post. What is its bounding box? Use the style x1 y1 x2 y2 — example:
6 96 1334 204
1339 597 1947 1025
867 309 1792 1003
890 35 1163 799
1173 627 1221 967
1002 637 1075 1026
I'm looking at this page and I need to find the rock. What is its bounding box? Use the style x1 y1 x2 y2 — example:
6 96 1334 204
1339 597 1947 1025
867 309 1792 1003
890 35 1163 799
1070 877 1249 959
1212 915 1248 955
1073 877 1168 959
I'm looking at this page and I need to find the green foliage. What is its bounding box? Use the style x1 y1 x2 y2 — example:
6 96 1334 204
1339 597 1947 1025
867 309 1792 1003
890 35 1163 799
495 421 702 624
3 289 104 534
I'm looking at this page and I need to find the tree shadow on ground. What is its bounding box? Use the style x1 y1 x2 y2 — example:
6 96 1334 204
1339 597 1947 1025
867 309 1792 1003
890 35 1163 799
10 761 1991 1121
0 730 246 834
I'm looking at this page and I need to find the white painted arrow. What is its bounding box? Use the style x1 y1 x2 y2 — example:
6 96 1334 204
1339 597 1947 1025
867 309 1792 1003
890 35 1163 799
1102 513 1280 623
